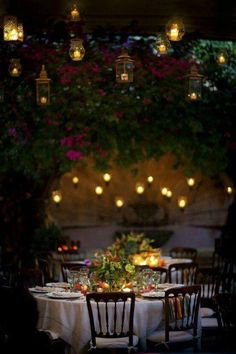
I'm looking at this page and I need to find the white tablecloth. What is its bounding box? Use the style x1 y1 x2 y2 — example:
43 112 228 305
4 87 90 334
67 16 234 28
36 295 164 354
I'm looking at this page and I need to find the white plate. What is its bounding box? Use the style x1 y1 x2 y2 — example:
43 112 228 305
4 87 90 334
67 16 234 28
29 286 52 293
141 291 165 298
46 282 69 288
157 283 184 289
47 291 81 299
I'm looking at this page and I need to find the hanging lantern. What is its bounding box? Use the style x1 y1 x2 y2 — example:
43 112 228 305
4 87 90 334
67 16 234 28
36 65 51 106
216 51 227 65
0 83 4 103
17 22 24 41
9 59 22 77
165 17 185 41
186 65 203 101
155 34 170 55
115 49 134 83
70 3 80 21
69 38 85 61
4 16 18 41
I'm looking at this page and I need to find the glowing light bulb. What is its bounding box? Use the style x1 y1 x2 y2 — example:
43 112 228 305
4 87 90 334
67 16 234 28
103 173 111 183
74 49 81 59
136 183 145 194
218 54 226 64
170 24 179 41
190 92 197 100
178 196 187 210
40 96 47 104
161 187 168 196
159 44 167 54
226 186 233 194
121 73 128 81
166 190 172 198
187 177 195 187
72 176 79 186
95 186 103 196
147 176 154 184
115 197 124 208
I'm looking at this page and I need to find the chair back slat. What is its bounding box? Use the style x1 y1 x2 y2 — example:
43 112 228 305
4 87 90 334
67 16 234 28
168 262 198 285
164 285 201 343
86 291 135 348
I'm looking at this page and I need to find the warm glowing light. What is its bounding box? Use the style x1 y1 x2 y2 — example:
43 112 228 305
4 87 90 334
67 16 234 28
4 16 18 41
115 197 124 208
187 177 195 187
147 176 154 184
190 92 197 100
103 173 111 183
166 190 172 198
9 59 22 77
226 186 233 194
40 96 47 105
159 44 167 54
136 183 145 195
70 4 80 21
217 52 227 65
121 73 129 81
69 39 85 61
52 190 62 204
178 196 187 209
17 23 24 41
95 186 103 195
161 187 168 196
72 176 79 185
170 25 179 40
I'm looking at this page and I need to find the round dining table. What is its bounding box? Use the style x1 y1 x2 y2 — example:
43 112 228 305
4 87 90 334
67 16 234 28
35 292 165 354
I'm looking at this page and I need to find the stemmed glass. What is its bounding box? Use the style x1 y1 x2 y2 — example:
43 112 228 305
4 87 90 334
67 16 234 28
150 271 161 292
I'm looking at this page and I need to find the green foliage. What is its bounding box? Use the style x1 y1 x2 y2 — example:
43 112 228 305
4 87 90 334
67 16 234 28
0 36 235 179
31 223 64 255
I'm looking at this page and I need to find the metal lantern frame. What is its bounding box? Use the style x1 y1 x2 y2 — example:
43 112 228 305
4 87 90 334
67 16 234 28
186 65 204 101
9 58 22 77
155 33 171 55
36 65 51 106
115 49 134 83
17 22 24 42
165 17 185 41
69 38 85 61
216 50 228 65
70 3 80 21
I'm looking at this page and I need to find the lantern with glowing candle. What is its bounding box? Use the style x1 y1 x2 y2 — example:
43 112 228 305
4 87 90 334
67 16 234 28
186 65 203 101
155 33 170 55
115 48 134 83
178 196 187 211
70 3 80 21
95 186 103 198
135 182 145 195
36 65 51 106
4 16 18 41
115 197 124 209
165 17 185 41
9 59 22 77
69 38 85 61
216 51 227 65
103 173 111 186
52 190 62 206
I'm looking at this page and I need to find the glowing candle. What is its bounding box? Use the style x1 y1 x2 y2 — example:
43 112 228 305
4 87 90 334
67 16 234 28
121 73 128 81
170 25 179 40
40 96 47 104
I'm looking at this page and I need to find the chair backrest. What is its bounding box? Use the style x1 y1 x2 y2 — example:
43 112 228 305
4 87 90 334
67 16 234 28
196 267 220 308
164 285 201 342
86 291 135 349
214 293 236 329
168 262 198 285
169 247 197 262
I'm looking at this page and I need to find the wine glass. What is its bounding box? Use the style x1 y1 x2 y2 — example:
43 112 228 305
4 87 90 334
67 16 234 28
151 271 161 292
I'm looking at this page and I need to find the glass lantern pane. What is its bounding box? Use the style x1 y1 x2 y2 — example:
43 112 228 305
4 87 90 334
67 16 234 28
116 62 133 83
188 78 202 100
37 83 50 105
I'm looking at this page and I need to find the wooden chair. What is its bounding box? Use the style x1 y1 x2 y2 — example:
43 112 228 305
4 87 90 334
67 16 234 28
86 291 139 353
168 262 198 285
147 285 201 352
196 267 220 333
169 247 197 262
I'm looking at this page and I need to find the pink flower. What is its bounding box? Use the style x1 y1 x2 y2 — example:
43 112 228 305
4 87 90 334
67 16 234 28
98 89 106 96
66 150 83 160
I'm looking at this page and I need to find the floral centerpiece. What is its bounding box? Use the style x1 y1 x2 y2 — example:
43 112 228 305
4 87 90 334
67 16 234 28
107 232 161 267
91 250 136 291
